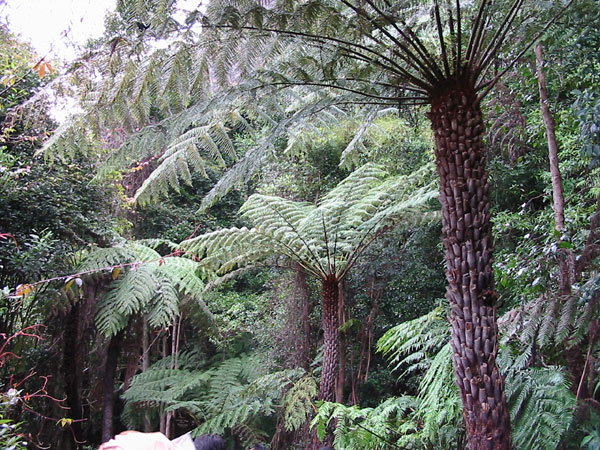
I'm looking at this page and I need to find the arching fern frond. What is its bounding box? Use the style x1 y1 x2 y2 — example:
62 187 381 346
377 305 449 377
122 352 304 447
312 397 419 450
80 240 206 337
183 162 438 284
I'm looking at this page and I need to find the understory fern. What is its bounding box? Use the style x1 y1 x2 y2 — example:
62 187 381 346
314 305 579 449
281 375 319 432
501 271 600 353
312 397 419 450
122 353 306 448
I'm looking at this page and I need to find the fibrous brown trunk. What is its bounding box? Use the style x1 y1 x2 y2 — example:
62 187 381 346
62 302 84 449
319 274 340 402
142 315 152 432
429 81 511 449
335 282 346 404
312 275 340 450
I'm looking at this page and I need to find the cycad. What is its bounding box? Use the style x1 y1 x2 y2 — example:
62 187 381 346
181 163 437 402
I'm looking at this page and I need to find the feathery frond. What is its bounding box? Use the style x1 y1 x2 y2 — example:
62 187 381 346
182 162 437 283
79 240 206 336
122 352 304 447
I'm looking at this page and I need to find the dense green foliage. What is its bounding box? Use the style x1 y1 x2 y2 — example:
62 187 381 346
1 1 600 449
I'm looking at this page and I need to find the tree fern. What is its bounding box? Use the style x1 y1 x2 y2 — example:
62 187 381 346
181 162 437 282
79 240 208 337
498 345 577 450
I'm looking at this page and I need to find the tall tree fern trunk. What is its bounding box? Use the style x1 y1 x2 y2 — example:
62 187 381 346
428 81 511 449
320 275 340 402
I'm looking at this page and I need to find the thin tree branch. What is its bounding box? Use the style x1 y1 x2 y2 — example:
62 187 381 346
476 0 575 99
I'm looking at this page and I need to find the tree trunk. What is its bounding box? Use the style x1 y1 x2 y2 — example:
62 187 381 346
335 282 346 404
319 275 339 402
535 43 572 295
101 335 121 443
142 315 152 432
428 81 511 449
62 301 84 449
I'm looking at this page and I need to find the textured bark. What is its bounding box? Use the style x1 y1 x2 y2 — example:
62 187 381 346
142 315 152 432
319 275 340 402
429 82 511 449
335 282 346 404
62 301 84 448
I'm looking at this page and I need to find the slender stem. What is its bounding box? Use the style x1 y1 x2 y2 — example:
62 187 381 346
476 0 575 99
447 7 456 66
478 0 525 72
258 81 425 102
465 0 488 63
360 0 444 80
456 0 462 77
221 24 427 88
322 213 333 274
339 0 438 85
434 0 451 77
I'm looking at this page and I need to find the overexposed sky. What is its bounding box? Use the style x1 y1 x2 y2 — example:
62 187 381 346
1 0 116 61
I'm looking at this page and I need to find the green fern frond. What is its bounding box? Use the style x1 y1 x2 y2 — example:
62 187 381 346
185 162 437 286
122 353 301 443
312 396 419 450
502 362 576 450
82 241 206 336
377 305 449 377
282 375 318 432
